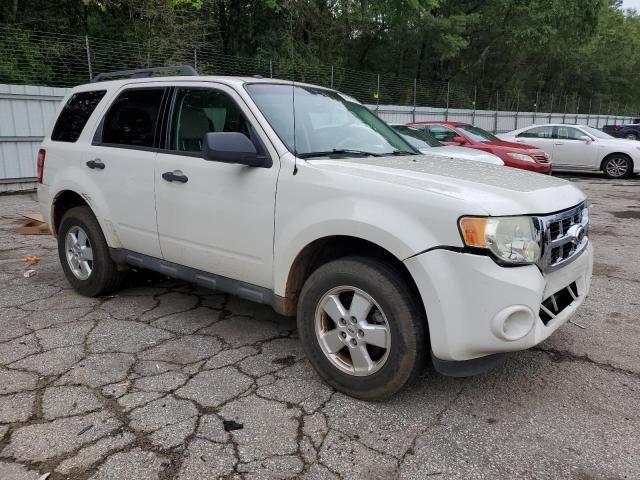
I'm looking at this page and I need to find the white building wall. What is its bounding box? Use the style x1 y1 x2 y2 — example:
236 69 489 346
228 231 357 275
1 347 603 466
0 84 69 192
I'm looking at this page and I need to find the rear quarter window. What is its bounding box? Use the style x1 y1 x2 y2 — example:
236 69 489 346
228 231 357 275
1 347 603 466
51 90 106 142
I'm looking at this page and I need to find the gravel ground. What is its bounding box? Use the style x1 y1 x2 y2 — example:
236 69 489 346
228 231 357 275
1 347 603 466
0 174 638 480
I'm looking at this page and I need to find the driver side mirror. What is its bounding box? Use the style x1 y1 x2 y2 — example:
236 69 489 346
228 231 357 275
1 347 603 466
202 132 267 167
579 135 593 144
452 136 466 144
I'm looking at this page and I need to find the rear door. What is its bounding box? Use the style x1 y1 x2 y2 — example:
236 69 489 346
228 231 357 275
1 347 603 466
514 125 556 159
83 86 167 257
154 82 280 288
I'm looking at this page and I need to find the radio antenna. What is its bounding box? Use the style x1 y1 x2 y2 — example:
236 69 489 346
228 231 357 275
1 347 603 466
292 79 298 175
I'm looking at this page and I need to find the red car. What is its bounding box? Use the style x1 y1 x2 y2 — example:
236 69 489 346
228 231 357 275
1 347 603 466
407 121 552 174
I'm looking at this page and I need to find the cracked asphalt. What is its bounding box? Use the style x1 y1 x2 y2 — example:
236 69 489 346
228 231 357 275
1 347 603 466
0 174 639 480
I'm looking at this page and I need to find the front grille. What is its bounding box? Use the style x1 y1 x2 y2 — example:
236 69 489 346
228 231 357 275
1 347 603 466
533 153 550 163
539 282 579 324
536 203 588 273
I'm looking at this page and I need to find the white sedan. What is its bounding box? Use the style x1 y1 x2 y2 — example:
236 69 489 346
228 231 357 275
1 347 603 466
499 124 640 178
391 124 504 165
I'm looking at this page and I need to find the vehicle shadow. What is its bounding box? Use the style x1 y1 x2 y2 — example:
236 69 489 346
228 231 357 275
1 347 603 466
553 171 640 182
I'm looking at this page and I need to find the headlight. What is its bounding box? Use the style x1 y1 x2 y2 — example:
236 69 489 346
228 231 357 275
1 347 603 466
459 216 541 264
582 205 589 225
506 152 536 163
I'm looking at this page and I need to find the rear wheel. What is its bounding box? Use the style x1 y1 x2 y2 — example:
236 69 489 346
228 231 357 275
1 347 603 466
297 257 426 400
624 133 638 140
58 206 125 296
602 155 632 179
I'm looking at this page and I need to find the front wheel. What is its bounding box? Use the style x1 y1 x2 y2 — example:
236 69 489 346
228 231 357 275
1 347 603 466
602 155 633 179
58 206 125 296
624 133 638 141
297 257 426 400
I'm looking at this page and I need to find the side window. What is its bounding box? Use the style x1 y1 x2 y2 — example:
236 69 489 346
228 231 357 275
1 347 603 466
170 88 251 153
51 90 106 142
517 126 554 139
100 88 165 148
557 127 584 140
425 125 458 142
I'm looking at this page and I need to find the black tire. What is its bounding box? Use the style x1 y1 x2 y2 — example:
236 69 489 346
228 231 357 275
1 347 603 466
58 206 125 296
602 155 633 179
297 257 426 400
624 133 638 141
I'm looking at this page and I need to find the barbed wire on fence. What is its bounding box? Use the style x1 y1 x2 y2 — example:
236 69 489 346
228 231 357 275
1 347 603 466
1 25 638 119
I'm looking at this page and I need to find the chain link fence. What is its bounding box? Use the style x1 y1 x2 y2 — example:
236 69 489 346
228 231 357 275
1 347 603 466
2 25 639 120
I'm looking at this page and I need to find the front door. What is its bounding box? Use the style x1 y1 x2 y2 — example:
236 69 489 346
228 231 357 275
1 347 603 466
83 86 166 258
553 126 598 168
154 83 280 288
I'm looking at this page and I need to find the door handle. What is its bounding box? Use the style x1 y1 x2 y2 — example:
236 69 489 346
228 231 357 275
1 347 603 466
162 170 189 183
554 142 564 146
86 159 105 170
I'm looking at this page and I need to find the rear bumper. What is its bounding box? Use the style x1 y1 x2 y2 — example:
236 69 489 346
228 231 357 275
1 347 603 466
405 242 593 362
36 184 53 234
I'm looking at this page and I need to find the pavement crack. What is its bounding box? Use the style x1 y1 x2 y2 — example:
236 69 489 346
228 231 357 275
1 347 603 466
533 346 640 379
399 384 465 467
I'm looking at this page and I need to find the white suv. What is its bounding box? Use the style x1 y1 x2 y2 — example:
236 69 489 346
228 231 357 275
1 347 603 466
37 67 593 399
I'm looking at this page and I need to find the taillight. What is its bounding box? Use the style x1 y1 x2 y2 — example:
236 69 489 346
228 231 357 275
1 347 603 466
37 149 46 184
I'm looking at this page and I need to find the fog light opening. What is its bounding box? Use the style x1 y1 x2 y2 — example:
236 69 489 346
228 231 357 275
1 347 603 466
503 310 533 340
491 306 535 341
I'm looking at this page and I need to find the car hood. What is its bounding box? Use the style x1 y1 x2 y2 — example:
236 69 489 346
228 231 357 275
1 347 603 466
310 154 585 216
595 137 639 152
420 146 504 165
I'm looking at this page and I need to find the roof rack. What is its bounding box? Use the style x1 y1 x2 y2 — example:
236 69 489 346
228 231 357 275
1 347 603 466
91 65 198 83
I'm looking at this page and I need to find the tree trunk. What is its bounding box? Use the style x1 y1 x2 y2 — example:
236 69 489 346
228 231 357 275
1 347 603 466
11 0 18 22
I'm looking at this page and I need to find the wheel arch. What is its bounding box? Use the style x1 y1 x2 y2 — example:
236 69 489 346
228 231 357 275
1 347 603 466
51 189 90 237
600 152 634 172
278 235 425 319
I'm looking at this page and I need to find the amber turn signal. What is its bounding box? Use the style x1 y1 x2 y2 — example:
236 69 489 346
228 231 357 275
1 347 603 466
459 217 488 247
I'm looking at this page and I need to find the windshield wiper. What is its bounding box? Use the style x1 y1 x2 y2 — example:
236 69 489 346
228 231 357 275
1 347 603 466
298 149 383 159
388 150 416 156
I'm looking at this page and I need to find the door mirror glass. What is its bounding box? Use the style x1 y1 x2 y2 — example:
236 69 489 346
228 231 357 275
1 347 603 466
579 135 592 143
203 132 265 166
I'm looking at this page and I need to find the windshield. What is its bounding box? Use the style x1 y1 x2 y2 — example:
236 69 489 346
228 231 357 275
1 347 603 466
581 126 614 139
245 83 417 157
391 125 443 148
457 125 500 142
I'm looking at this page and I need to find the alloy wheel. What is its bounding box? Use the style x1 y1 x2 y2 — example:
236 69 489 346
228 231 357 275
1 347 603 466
605 157 630 178
65 225 94 280
314 286 391 376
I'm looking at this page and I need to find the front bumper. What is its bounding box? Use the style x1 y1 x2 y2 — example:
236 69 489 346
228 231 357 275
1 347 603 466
404 242 593 362
508 161 552 175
